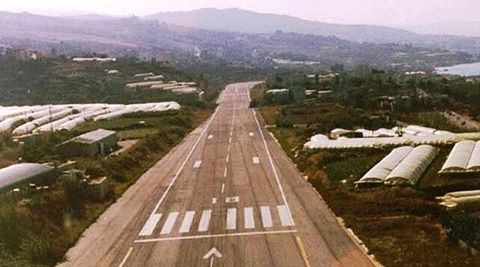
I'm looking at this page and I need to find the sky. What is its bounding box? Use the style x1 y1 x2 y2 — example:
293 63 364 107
2 0 480 27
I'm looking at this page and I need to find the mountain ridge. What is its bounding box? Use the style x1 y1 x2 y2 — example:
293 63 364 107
146 8 480 53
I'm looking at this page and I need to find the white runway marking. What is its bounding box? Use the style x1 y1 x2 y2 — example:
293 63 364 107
252 109 295 225
278 205 295 226
179 211 195 234
193 160 202 169
160 212 179 235
147 107 219 217
249 132 254 137
225 196 239 203
198 210 212 232
212 198 217 204
228 136 232 143
252 156 260 164
223 166 228 178
260 206 273 228
207 134 213 140
135 230 298 244
226 208 237 230
225 153 230 162
150 107 220 216
244 207 255 229
221 183 225 193
139 214 162 236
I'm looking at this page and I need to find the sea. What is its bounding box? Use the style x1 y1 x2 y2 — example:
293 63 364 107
435 62 480 77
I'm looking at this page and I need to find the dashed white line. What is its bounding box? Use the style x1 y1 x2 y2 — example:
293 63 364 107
244 207 255 229
223 166 228 178
147 107 219 217
160 212 179 235
198 210 212 232
260 206 273 228
139 214 162 236
221 183 225 194
226 208 237 230
193 160 202 169
225 153 230 163
179 211 195 234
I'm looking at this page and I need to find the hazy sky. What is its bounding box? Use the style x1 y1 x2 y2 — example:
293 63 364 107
2 0 480 26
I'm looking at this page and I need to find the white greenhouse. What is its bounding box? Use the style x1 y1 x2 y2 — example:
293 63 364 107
440 140 480 173
384 145 438 186
0 102 181 135
0 163 54 191
357 145 438 186
357 146 413 184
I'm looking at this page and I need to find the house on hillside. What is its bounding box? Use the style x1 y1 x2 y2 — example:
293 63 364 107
57 129 117 157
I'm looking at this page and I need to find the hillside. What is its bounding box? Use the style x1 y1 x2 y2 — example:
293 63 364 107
0 11 475 69
147 8 480 54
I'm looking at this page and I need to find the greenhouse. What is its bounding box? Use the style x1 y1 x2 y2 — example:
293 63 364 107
0 102 181 135
357 145 438 186
304 132 480 149
384 145 438 186
0 163 54 192
357 146 413 184
440 140 480 173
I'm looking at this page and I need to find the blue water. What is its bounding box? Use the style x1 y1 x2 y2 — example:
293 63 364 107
435 62 480 77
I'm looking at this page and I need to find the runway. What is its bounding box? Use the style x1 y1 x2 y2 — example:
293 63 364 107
60 82 374 267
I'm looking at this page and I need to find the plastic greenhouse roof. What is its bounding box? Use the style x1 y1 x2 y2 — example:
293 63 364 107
0 163 53 190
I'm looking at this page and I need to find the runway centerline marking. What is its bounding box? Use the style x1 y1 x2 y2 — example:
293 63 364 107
193 160 202 169
146 107 219 217
134 229 298 244
221 183 225 194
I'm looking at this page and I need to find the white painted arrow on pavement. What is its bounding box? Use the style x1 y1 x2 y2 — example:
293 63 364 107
203 247 222 267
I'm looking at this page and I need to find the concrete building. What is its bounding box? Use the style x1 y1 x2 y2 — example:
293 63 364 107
58 129 117 157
